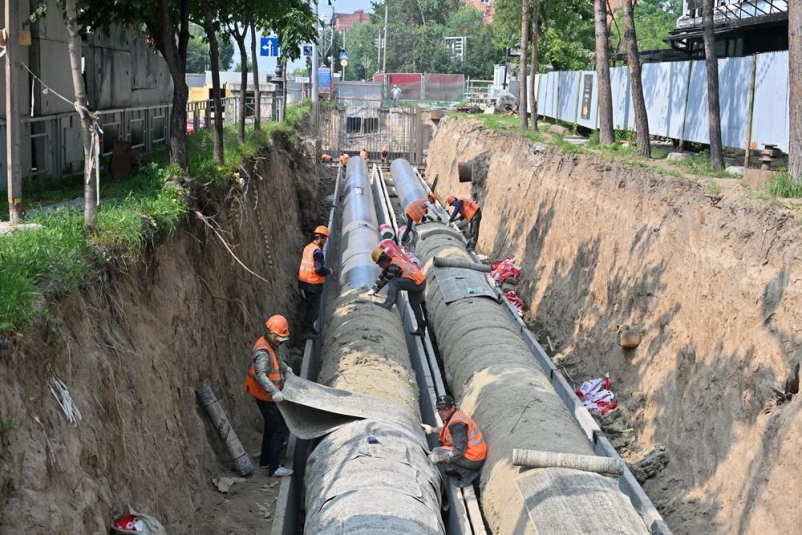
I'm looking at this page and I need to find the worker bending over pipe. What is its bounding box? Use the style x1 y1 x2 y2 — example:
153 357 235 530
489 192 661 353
400 193 440 244
422 394 487 488
445 195 482 251
297 225 334 339
366 248 427 336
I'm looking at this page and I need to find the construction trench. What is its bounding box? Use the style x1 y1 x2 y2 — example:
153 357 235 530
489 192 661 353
3 113 802 534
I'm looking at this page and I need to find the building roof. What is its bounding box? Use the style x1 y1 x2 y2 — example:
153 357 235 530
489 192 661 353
335 10 371 31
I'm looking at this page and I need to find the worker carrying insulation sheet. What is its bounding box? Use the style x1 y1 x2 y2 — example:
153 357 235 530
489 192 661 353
366 247 427 336
445 196 482 251
244 315 295 477
297 225 334 340
400 193 440 244
422 394 487 487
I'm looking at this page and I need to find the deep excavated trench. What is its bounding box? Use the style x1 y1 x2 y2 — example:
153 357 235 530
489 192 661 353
4 112 799 534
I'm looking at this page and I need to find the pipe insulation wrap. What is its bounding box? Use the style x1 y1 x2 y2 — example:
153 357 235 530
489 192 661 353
340 156 380 289
302 163 443 533
512 449 626 475
433 256 492 273
390 158 427 212
415 224 649 535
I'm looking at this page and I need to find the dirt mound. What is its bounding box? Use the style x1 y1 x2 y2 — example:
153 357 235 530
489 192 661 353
426 117 802 535
0 140 318 533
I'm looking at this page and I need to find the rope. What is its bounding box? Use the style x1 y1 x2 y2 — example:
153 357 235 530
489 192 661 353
21 62 103 206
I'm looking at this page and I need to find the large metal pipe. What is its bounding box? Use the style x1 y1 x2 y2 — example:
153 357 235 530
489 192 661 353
303 162 444 534
340 156 380 290
390 159 426 213
415 223 650 535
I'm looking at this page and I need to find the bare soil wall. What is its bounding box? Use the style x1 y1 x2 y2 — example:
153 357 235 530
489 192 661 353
425 118 802 535
0 136 317 533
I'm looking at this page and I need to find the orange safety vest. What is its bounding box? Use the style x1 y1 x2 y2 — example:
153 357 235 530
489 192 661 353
298 243 325 285
244 337 283 402
392 257 425 285
439 410 487 462
405 197 430 224
458 198 480 222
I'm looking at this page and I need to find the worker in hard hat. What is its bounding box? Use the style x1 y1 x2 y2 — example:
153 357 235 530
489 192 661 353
298 225 334 339
244 315 294 477
421 394 487 487
367 248 427 336
400 193 440 245
446 195 482 251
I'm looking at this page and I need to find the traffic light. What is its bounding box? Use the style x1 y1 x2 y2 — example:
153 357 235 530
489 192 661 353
306 56 312 76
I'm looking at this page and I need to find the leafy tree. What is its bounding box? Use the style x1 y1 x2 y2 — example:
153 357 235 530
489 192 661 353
519 0 530 128
80 0 193 169
610 0 681 54
594 0 614 145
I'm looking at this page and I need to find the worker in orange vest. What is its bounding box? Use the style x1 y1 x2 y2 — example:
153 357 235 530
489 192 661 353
298 225 334 339
244 315 294 477
400 193 440 244
367 248 427 336
422 394 487 487
446 195 482 251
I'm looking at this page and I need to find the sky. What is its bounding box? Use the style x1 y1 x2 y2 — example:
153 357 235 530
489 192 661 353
232 0 377 76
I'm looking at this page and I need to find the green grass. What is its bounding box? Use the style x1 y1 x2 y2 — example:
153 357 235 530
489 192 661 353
0 103 310 331
764 170 802 198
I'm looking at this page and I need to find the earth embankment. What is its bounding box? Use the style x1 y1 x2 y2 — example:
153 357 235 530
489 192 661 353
426 117 802 535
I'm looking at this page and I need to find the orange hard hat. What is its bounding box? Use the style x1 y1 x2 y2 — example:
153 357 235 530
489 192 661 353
446 195 457 205
321 154 332 162
313 225 330 237
428 193 438 202
265 315 290 341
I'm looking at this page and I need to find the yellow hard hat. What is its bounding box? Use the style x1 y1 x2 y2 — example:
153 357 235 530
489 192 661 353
371 248 386 263
314 225 330 237
265 315 290 341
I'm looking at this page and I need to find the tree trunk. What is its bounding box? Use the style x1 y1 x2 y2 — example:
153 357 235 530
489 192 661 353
249 22 261 130
235 32 248 143
594 0 614 145
64 0 97 229
529 0 539 131
148 0 190 170
519 0 530 129
789 4 802 180
702 0 724 170
203 13 225 164
280 56 287 122
623 0 650 157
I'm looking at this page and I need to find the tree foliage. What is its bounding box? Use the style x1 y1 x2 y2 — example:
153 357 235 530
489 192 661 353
187 25 234 73
610 0 681 53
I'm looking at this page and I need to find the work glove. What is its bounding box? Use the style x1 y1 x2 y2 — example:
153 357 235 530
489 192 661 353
285 368 295 377
366 289 376 297
272 392 286 403
436 216 442 222
421 423 434 434
428 452 443 464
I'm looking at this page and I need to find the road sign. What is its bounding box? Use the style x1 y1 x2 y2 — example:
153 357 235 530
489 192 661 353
296 76 310 84
339 50 349 61
302 45 312 57
260 36 279 57
340 59 348 67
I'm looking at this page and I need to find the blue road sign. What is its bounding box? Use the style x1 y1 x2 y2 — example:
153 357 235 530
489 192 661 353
339 50 349 61
260 37 279 57
303 45 312 57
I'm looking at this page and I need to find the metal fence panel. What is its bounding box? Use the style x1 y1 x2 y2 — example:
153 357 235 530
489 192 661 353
540 72 558 118
576 71 598 130
683 60 710 145
642 61 689 139
557 71 581 124
422 73 464 102
718 55 753 149
610 66 633 131
751 51 789 151
336 82 383 101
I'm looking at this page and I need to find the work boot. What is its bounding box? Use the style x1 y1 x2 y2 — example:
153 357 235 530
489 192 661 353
271 466 293 477
309 325 320 336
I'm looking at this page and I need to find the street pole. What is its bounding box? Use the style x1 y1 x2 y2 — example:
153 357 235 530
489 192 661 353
312 0 319 137
5 0 23 223
382 3 388 99
342 29 346 80
376 28 382 77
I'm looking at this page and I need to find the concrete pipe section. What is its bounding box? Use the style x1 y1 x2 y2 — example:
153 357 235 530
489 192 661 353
415 224 650 535
303 156 444 534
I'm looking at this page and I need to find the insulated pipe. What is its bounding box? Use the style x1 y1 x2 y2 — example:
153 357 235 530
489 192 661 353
391 158 447 222
195 384 253 476
302 164 444 534
433 256 492 273
416 224 649 535
340 156 380 290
